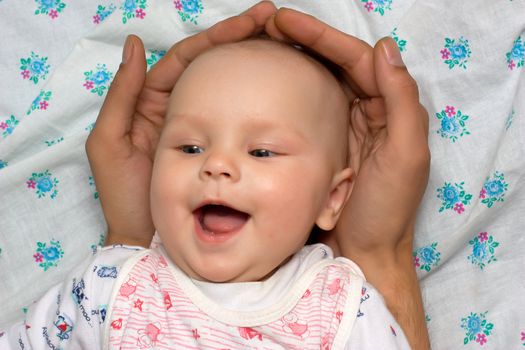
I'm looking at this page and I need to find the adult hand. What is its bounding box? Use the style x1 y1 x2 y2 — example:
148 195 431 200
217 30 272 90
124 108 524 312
266 9 430 350
86 1 277 247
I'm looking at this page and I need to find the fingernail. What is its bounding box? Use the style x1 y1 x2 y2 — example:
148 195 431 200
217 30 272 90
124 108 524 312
383 37 405 67
122 35 133 64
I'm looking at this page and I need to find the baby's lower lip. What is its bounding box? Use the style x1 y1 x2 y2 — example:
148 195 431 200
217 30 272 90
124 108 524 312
193 213 246 244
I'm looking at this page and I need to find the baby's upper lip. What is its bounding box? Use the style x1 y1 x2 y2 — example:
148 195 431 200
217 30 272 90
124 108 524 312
193 199 248 216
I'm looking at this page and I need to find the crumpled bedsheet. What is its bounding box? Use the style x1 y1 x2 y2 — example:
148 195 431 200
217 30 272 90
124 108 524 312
1 1 524 348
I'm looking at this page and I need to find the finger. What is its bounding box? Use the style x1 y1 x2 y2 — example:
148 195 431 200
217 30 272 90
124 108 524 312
374 37 429 152
242 1 277 30
92 35 147 141
146 4 276 93
273 8 378 98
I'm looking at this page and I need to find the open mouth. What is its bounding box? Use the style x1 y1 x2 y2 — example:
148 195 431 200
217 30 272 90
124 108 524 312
194 204 250 235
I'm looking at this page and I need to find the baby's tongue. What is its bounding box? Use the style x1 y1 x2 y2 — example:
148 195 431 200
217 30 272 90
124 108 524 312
201 205 248 233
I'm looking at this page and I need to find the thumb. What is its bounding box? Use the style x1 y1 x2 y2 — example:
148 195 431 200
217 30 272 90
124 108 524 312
374 37 429 151
92 35 147 140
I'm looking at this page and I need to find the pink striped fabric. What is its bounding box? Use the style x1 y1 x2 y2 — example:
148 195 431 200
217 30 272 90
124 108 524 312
107 249 361 349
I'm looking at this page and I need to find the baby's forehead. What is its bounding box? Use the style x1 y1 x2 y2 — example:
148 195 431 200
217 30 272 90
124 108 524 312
188 39 338 85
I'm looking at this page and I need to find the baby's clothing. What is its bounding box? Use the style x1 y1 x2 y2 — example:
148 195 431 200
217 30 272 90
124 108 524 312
1 244 410 349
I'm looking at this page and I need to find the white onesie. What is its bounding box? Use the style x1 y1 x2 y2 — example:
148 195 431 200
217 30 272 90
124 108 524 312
1 243 410 349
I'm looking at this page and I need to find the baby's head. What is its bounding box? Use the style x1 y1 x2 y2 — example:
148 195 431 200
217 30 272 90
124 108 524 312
151 39 352 283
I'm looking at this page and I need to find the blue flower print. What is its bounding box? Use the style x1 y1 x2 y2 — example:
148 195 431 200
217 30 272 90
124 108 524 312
93 70 110 85
461 311 494 346
485 180 504 197
469 235 498 266
479 171 508 208
507 36 524 70
437 181 472 214
90 233 106 254
85 122 96 132
390 28 407 52
27 90 52 115
26 169 59 199
440 37 471 70
37 176 54 193
83 64 114 96
1 115 19 138
120 0 146 23
0 160 7 169
45 137 64 147
413 243 441 272
34 0 66 19
34 239 64 271
361 0 393 16
174 0 203 24
42 245 61 261
20 52 50 84
93 4 116 24
146 50 166 69
436 105 470 142
449 44 468 60
442 183 459 204
466 314 482 335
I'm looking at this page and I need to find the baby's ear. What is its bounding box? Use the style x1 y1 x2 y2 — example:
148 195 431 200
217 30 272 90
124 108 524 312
315 168 354 231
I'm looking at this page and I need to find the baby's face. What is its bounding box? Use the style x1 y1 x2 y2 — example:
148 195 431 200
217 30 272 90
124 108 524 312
151 40 350 283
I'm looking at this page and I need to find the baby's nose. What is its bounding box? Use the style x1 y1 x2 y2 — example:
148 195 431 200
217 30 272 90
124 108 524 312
199 151 240 182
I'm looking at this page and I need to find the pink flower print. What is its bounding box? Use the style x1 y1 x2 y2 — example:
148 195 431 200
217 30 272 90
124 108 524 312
476 333 487 345
453 202 465 214
0 122 7 130
508 60 516 70
93 14 101 24
479 188 487 199
135 8 146 19
238 327 263 341
33 253 43 262
521 331 525 341
21 70 30 79
413 256 421 268
49 9 58 19
26 180 36 189
174 0 182 10
119 279 137 298
83 81 94 90
39 101 49 110
445 105 456 117
364 2 374 12
478 232 488 242
440 48 451 59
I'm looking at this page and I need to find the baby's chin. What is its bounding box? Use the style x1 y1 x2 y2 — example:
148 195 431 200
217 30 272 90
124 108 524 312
189 266 262 284
187 257 289 284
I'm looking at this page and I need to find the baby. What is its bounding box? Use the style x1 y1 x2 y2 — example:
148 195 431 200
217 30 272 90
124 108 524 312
1 39 410 349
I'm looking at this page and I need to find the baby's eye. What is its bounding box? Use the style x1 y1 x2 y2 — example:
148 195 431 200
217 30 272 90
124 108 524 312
249 149 275 158
179 145 204 154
